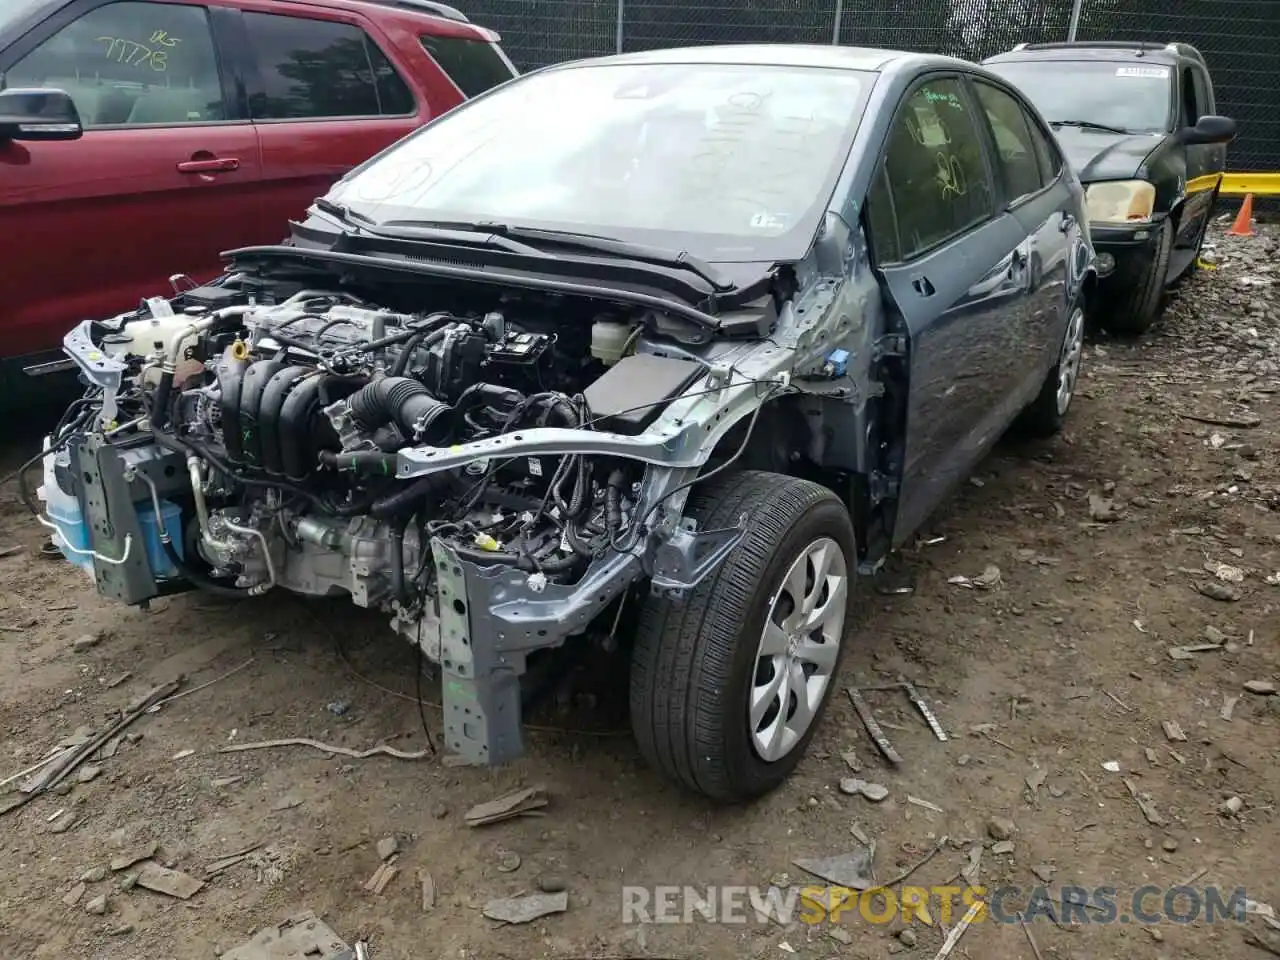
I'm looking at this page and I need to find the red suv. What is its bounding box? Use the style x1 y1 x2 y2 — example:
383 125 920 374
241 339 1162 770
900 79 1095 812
0 0 515 398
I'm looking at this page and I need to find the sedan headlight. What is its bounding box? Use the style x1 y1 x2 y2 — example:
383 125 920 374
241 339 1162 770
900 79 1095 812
1085 180 1156 225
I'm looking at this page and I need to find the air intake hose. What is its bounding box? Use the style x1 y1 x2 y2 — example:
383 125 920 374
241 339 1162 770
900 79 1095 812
347 377 451 444
369 471 454 519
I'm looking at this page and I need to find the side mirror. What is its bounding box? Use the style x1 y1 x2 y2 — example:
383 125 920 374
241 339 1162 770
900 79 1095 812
1180 114 1237 146
0 87 83 142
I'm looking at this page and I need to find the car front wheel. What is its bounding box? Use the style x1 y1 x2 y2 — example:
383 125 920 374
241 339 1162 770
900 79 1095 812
629 470 855 802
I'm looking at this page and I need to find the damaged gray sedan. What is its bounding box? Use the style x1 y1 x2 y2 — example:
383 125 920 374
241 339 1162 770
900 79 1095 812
30 44 1096 802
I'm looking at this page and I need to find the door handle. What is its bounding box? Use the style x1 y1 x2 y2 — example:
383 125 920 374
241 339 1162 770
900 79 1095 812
176 157 239 174
1059 212 1076 233
910 275 936 298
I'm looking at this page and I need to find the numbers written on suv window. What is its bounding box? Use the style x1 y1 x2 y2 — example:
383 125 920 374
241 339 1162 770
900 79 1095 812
420 34 516 98
874 78 996 261
243 12 415 120
4 0 223 126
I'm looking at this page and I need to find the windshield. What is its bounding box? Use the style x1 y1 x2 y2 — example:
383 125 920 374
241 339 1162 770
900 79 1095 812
329 62 873 263
0 0 46 38
984 60 1173 134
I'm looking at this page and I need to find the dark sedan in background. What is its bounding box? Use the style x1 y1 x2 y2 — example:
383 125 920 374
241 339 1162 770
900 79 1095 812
985 41 1237 335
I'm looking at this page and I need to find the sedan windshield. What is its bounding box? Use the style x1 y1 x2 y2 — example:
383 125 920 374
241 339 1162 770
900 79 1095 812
330 61 873 263
984 60 1173 134
0 0 45 38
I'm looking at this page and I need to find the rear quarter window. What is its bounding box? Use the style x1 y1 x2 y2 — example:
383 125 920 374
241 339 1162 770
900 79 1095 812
420 34 515 98
243 12 415 120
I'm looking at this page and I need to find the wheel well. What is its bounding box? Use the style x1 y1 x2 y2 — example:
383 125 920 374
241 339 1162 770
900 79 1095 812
705 397 807 478
702 396 876 560
1080 269 1099 307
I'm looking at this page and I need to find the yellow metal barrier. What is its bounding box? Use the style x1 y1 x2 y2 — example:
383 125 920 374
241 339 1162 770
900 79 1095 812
1219 172 1280 197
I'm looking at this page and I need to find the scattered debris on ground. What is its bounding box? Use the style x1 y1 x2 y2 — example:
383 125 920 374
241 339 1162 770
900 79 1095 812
482 890 569 925
0 224 1276 958
222 911 352 960
463 786 549 826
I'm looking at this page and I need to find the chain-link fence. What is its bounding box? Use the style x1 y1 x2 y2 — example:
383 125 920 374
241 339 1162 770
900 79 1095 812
466 0 1279 173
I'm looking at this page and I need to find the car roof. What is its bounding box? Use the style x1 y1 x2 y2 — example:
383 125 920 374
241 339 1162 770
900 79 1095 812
544 43 969 74
253 0 493 37
985 41 1203 68
0 0 494 47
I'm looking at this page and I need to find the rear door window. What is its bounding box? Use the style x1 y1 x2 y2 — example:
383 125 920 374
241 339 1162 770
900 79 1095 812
2 1 224 126
243 12 415 120
1024 112 1062 184
419 34 515 98
973 80 1047 204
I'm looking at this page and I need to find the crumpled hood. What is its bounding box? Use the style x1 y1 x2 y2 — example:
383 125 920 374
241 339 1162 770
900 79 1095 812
1054 127 1161 183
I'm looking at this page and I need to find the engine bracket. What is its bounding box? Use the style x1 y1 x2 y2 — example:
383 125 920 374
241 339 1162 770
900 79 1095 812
72 434 159 605
432 540 524 766
645 513 749 600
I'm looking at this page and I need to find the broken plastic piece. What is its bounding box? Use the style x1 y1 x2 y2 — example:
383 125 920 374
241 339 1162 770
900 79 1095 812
464 785 549 826
483 890 568 924
847 688 903 765
901 677 948 741
222 910 351 960
794 847 874 890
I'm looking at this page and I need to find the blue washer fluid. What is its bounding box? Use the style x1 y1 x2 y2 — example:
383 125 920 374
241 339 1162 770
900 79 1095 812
136 499 184 579
45 489 94 576
39 442 94 577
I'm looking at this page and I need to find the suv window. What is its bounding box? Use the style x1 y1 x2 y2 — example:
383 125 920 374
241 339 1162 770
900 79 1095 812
243 12 414 120
973 81 1044 203
3 1 223 126
1190 66 1212 119
881 78 994 259
1180 66 1200 126
420 34 515 98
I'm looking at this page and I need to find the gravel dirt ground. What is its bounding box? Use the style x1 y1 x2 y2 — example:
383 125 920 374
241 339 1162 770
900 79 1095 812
1 221 1278 960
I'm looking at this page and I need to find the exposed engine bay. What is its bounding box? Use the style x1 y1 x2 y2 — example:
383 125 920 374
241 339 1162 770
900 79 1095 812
35 265 866 765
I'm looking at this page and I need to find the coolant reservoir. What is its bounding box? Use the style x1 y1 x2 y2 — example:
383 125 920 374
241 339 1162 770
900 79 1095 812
590 320 633 366
103 313 204 386
104 315 200 361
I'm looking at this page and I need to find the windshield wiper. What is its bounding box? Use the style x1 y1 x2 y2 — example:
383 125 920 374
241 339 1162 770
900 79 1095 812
1050 119 1131 135
311 199 551 257
383 219 736 292
315 197 375 227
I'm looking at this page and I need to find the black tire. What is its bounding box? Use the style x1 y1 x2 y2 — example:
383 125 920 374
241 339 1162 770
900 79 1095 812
629 470 855 802
1103 217 1173 336
1015 297 1086 438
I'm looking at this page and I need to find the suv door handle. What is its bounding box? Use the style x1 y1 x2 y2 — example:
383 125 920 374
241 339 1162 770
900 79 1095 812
177 157 239 174
1059 212 1077 233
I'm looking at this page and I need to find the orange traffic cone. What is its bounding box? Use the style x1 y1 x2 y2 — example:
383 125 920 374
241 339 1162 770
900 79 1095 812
1227 194 1254 236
